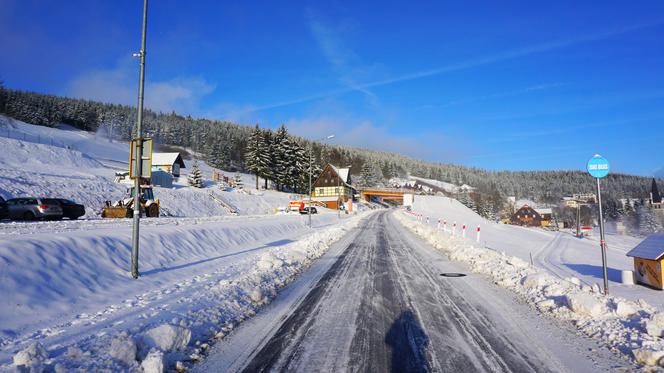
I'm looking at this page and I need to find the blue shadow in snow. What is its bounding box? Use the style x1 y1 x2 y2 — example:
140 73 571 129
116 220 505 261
564 263 623 283
141 238 295 276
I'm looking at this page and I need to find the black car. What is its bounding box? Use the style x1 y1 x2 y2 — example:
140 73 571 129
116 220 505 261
300 206 318 215
0 196 8 220
55 199 86 220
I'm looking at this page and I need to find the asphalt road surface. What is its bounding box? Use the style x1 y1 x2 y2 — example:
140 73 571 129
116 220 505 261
196 210 628 373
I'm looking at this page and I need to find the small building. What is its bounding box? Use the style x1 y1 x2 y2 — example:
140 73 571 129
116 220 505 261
151 153 186 178
510 204 542 227
312 164 355 210
535 208 553 227
626 233 664 289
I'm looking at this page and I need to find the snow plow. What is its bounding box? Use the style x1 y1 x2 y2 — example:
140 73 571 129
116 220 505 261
101 182 160 218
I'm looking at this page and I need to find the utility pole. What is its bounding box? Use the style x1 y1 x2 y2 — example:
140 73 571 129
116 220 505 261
308 135 334 228
131 0 149 279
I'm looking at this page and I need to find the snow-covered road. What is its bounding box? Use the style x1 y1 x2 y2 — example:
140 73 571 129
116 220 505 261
196 211 626 372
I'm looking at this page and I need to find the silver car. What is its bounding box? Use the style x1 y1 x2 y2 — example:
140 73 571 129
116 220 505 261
6 197 63 221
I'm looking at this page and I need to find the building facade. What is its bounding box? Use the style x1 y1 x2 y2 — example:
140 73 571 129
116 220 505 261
312 164 354 209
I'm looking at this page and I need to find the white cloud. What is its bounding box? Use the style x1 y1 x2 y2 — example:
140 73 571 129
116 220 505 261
285 115 463 162
67 57 215 114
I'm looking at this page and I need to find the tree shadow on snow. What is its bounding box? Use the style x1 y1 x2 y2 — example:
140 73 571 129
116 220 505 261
564 263 623 282
385 310 429 373
141 239 295 276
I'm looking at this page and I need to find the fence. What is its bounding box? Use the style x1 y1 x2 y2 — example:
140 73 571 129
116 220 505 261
0 127 77 151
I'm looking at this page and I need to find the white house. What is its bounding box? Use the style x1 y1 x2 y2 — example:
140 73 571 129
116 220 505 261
151 153 186 177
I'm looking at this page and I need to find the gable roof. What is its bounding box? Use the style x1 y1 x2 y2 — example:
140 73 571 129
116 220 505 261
152 153 186 168
313 164 352 188
535 208 553 215
627 233 664 260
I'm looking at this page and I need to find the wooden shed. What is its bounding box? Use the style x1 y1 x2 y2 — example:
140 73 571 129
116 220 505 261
510 205 542 227
626 233 664 289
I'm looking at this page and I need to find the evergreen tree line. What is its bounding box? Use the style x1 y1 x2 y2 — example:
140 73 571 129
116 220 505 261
0 86 661 205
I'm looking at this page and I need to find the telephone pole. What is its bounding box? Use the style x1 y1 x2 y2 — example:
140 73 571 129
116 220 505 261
131 0 149 279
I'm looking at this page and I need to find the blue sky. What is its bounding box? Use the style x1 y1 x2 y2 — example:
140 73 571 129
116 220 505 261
1 1 663 176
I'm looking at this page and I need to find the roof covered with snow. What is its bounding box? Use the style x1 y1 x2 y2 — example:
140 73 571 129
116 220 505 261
535 208 553 215
627 233 664 260
152 152 186 168
329 164 351 185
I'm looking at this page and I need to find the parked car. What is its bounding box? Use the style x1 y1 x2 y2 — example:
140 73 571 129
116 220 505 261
55 199 85 220
0 196 9 220
300 206 318 215
6 197 63 221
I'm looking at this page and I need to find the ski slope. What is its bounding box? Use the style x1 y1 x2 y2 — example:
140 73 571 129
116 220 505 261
0 115 295 218
409 195 655 307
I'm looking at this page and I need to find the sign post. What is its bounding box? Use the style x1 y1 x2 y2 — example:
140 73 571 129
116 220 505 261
587 154 610 295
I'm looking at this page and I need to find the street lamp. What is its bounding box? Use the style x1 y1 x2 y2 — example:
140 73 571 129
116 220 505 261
308 134 335 228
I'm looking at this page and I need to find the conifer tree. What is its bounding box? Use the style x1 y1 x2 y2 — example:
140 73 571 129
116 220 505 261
245 125 270 189
188 161 203 188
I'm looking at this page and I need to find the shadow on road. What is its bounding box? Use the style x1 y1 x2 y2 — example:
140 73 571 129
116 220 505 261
385 310 429 373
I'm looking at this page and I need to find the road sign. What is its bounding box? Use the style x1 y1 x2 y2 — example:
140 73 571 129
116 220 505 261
587 154 609 178
586 154 610 295
129 138 153 179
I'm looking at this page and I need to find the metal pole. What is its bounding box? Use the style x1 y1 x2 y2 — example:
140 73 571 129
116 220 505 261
596 177 609 295
308 144 313 228
576 203 581 237
338 170 341 219
131 0 148 280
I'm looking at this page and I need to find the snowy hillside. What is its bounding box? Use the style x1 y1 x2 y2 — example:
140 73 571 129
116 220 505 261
0 115 296 218
409 195 658 308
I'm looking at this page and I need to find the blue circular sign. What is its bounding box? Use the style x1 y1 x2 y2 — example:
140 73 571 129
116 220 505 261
587 154 610 178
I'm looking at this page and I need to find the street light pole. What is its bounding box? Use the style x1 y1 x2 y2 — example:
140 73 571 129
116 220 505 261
131 0 149 279
308 135 334 228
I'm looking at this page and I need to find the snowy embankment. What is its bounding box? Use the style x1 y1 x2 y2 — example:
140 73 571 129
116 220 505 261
396 210 664 367
1 212 369 371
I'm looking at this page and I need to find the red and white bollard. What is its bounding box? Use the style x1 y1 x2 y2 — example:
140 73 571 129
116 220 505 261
426 216 430 225
462 224 466 238
476 224 481 243
437 218 441 230
452 221 457 237
443 220 447 232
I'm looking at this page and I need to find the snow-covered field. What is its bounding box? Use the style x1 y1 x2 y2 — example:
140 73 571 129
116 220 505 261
0 115 296 218
409 195 653 307
402 196 664 367
0 208 368 371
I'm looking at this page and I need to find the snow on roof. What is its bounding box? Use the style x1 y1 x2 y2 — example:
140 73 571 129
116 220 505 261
627 233 664 260
535 208 553 215
152 152 186 168
329 164 351 185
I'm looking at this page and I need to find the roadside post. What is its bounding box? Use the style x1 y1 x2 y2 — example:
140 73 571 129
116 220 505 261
476 224 481 243
129 0 149 280
587 154 610 295
452 222 457 237
437 218 441 230
462 224 466 238
443 220 447 232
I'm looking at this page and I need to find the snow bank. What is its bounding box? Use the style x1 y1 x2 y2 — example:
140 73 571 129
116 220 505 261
2 212 369 372
396 210 664 367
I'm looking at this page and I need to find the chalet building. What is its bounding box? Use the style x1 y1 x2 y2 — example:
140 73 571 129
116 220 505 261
151 153 186 178
510 205 542 227
312 164 355 209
